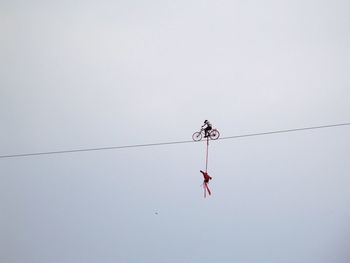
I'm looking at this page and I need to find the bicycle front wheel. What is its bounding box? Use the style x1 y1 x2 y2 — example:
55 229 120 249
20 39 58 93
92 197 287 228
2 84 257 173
192 131 202 141
209 129 220 140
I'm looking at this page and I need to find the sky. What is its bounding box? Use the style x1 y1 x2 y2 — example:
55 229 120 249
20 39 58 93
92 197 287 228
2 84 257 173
1 0 350 262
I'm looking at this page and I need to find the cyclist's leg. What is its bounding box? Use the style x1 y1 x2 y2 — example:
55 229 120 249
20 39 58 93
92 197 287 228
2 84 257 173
205 127 211 137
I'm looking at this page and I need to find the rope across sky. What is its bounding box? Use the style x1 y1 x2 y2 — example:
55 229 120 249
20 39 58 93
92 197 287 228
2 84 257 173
1 122 349 159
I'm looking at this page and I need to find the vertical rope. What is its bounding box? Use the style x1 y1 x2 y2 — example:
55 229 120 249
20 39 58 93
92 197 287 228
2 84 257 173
205 137 209 173
203 137 210 198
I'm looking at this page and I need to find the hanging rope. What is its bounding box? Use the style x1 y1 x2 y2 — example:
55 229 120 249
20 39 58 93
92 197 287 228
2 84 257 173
202 137 212 197
205 137 209 173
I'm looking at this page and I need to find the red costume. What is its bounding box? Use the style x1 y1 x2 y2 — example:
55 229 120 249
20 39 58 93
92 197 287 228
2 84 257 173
200 170 212 197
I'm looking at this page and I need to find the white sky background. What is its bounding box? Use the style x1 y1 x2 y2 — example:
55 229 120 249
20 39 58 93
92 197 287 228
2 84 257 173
1 0 350 262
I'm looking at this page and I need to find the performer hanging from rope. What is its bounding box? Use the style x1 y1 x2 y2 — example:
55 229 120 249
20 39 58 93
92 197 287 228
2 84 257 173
200 170 212 197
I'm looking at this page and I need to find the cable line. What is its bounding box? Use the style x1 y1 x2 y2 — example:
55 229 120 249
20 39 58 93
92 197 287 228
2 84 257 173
0 140 194 159
219 122 350 140
0 122 349 159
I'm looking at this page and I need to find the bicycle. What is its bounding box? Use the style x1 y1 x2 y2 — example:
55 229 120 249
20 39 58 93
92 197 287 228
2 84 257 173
192 128 220 141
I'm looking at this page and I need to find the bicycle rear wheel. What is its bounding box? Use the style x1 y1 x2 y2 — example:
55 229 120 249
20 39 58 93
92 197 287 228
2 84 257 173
192 131 202 141
209 129 220 140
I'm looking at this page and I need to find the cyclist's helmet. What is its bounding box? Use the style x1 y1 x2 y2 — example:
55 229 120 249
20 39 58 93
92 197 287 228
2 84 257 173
204 120 208 123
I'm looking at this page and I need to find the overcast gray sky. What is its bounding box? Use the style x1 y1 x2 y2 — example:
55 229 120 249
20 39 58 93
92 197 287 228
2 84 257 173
1 0 350 262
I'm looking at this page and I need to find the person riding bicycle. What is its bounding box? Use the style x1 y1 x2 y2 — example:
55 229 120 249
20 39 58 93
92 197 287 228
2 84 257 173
202 120 212 138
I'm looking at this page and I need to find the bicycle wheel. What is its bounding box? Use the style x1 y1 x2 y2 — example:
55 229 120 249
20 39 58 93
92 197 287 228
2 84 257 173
192 131 202 141
209 129 220 140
